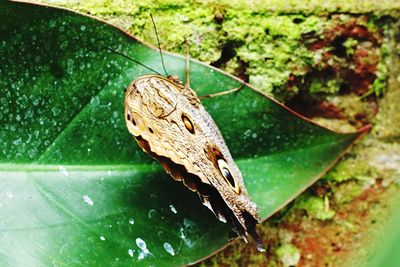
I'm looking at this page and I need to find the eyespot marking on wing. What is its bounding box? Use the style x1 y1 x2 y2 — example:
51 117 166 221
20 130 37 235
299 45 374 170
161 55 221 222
217 159 241 195
181 113 195 134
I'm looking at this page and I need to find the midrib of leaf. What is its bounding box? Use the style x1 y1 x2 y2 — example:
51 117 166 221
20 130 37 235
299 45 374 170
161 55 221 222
1 133 354 172
0 163 155 172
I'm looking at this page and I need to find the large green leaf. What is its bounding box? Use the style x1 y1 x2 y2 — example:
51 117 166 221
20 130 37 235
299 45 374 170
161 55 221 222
0 2 368 266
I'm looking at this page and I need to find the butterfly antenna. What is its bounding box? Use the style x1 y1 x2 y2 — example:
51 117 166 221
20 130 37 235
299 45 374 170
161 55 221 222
105 47 162 76
150 13 169 77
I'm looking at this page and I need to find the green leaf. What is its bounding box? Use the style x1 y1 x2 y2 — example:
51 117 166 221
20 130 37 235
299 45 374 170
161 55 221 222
0 2 368 266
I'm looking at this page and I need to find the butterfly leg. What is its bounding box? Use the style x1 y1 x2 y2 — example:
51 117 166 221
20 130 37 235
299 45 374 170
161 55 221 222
199 82 245 100
184 37 245 100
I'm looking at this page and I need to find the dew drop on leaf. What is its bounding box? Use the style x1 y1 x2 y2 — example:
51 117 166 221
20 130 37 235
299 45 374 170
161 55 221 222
128 249 134 257
12 138 22 146
58 165 69 177
82 195 94 206
135 238 151 260
6 191 13 199
135 238 148 253
163 242 175 256
147 209 156 219
169 204 177 214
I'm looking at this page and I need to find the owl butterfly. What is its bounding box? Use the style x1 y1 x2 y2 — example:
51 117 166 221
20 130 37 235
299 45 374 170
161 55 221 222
111 15 265 252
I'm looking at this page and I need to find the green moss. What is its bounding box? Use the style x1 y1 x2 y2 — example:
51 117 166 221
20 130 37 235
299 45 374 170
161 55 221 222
295 195 336 220
367 26 392 97
325 159 375 183
275 243 301 267
34 0 396 102
343 38 358 56
222 12 322 97
333 180 364 204
39 0 400 15
309 79 342 94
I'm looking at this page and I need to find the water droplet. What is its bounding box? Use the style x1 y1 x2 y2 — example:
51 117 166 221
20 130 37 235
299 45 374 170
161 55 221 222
138 251 146 260
136 238 148 253
169 204 177 214
244 129 251 138
58 165 69 176
178 219 198 248
179 227 185 239
147 209 156 219
100 236 105 241
157 231 165 239
128 249 134 257
32 98 40 106
163 242 175 256
80 25 86 31
83 195 94 206
129 218 135 225
60 40 68 49
136 238 151 260
49 20 56 28
12 138 22 146
28 148 38 159
252 132 258 138
183 218 194 230
26 109 34 118
6 191 13 199
51 107 61 116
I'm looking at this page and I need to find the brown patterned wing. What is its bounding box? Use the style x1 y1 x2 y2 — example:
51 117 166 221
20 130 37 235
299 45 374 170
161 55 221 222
124 74 263 250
